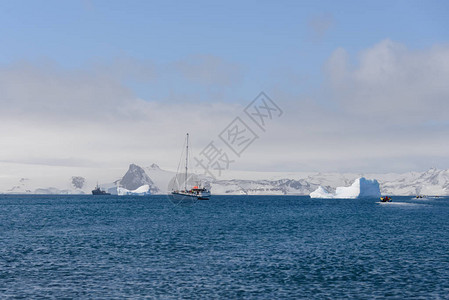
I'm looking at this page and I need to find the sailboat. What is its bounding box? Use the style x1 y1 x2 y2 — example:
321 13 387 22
171 133 211 201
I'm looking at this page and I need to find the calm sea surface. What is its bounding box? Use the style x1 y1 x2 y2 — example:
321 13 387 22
1 195 448 299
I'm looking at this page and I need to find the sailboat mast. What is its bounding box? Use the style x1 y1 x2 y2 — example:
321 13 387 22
185 133 189 191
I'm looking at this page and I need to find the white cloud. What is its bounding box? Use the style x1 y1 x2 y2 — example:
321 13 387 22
325 39 449 122
1 40 449 184
0 61 133 122
0 60 243 175
233 40 449 173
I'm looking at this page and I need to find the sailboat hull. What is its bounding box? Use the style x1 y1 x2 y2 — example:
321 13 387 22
171 191 210 200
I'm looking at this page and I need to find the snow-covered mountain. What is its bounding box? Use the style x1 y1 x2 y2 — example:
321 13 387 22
378 168 449 196
1 162 449 196
210 179 321 195
119 164 160 194
115 164 449 196
3 176 88 194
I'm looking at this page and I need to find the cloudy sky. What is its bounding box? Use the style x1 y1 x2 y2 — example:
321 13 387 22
1 0 448 180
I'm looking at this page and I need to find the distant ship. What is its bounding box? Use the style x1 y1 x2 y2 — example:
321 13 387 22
92 184 111 195
171 133 211 201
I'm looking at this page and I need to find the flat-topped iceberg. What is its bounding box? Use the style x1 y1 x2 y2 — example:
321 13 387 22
310 177 381 199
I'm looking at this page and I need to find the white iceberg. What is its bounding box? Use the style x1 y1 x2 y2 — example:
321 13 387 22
117 184 151 196
310 177 381 199
309 186 334 198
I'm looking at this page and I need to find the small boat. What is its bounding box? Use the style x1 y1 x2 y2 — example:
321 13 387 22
92 184 111 195
171 133 211 201
380 196 392 202
412 195 432 200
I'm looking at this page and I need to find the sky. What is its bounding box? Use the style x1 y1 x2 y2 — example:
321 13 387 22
0 0 449 181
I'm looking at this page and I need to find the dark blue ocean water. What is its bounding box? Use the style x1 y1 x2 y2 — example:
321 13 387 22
1 195 448 299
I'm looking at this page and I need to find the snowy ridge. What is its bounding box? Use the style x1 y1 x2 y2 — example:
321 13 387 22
1 162 449 196
119 165 449 196
211 179 320 195
379 168 449 196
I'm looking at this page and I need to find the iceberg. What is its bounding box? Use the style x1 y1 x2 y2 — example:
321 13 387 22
309 186 334 198
310 177 381 199
117 184 151 196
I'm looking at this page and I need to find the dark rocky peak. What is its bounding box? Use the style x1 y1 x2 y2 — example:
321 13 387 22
120 164 155 190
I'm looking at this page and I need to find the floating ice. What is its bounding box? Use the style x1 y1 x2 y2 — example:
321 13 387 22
310 177 381 199
117 184 151 196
